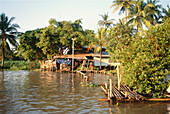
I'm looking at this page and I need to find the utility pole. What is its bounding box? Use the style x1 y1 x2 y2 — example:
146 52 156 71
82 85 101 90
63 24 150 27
72 38 75 73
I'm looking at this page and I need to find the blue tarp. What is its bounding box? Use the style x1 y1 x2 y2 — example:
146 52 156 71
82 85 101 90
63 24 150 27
93 61 109 66
57 60 71 65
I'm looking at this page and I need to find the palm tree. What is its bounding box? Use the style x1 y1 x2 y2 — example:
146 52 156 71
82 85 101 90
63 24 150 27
162 5 170 19
126 0 155 32
0 13 19 68
95 27 107 70
146 0 162 25
110 0 135 23
98 13 114 28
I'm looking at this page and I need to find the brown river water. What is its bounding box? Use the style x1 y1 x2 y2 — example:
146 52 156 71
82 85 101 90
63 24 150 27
0 70 169 114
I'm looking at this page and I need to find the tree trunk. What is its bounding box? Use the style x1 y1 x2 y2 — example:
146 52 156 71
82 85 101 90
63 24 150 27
30 62 32 70
34 60 36 69
1 53 4 69
1 36 5 69
100 46 102 70
60 47 63 55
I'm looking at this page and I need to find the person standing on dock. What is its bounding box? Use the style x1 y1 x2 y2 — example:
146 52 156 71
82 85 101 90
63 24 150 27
81 60 86 70
89 62 93 70
60 63 63 70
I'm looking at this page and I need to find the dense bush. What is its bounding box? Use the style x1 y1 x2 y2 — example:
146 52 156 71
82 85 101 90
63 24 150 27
0 60 40 70
106 18 170 97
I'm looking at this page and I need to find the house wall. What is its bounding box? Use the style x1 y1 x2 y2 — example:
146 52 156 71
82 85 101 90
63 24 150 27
93 57 109 66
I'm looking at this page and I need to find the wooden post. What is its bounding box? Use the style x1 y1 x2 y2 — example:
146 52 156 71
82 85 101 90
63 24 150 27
101 86 107 93
108 89 110 100
72 41 74 73
109 79 112 98
117 65 120 90
125 91 128 98
119 65 121 90
105 82 107 89
55 59 57 70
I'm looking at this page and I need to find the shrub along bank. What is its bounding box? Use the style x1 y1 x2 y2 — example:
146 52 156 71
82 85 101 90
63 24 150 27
105 18 170 98
0 60 40 70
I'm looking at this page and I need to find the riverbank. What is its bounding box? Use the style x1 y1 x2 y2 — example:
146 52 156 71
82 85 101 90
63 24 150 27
0 60 40 70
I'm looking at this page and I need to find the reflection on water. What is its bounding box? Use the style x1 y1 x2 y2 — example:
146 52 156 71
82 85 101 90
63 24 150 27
0 71 169 114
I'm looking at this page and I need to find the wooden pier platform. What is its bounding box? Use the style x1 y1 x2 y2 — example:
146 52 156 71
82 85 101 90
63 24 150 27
99 79 170 102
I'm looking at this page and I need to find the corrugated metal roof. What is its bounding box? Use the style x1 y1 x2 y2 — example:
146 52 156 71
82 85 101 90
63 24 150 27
54 53 110 60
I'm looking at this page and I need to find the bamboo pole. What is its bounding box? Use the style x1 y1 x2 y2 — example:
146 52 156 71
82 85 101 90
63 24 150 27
101 86 107 93
108 89 110 100
117 65 120 90
112 86 123 100
110 79 112 98
105 82 108 89
72 38 75 73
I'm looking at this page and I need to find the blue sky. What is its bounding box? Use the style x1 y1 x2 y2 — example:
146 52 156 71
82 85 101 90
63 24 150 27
0 0 170 32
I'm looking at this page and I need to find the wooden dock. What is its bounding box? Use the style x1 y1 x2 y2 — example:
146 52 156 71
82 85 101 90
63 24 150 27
76 71 89 82
99 79 146 102
99 79 170 102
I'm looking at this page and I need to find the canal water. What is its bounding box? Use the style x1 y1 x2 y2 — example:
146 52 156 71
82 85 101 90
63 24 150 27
0 70 169 114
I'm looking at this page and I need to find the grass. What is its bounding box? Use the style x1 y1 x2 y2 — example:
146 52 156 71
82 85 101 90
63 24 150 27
0 60 40 70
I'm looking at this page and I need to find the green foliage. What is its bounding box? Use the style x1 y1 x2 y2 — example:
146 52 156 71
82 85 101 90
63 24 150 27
126 0 157 32
36 19 95 57
18 18 95 63
105 18 170 97
98 12 114 28
80 81 98 87
17 29 45 61
111 0 135 15
36 26 60 56
0 60 40 70
162 5 170 19
46 19 94 52
0 13 19 68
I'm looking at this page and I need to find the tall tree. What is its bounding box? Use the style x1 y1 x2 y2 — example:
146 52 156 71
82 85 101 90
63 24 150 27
105 19 134 62
39 18 91 56
111 0 135 23
0 13 19 68
18 29 44 61
162 5 170 19
146 0 162 25
126 0 155 32
36 26 61 58
95 27 107 70
98 13 114 28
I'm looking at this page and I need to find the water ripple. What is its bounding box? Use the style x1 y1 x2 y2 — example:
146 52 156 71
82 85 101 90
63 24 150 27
0 71 169 114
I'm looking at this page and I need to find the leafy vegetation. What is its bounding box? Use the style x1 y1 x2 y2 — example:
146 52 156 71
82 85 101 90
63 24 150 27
80 81 99 87
0 60 40 70
18 19 95 61
17 29 44 61
0 13 19 68
105 18 170 97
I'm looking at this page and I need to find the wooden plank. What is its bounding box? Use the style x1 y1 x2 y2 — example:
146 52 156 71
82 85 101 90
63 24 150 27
117 65 120 90
101 86 107 93
110 79 112 98
98 98 110 101
146 98 170 102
